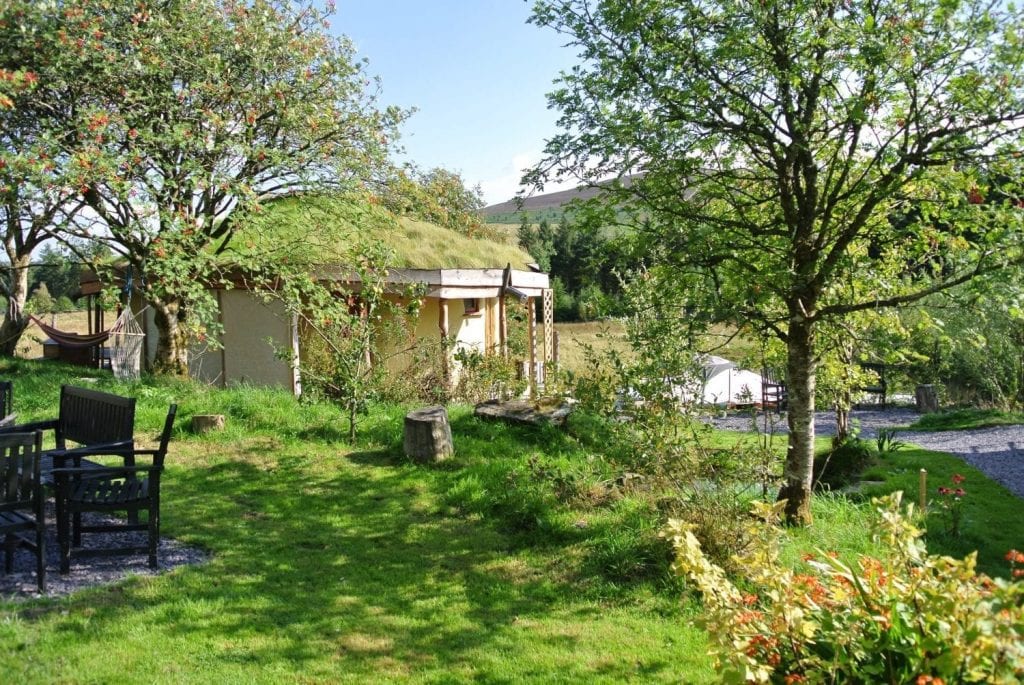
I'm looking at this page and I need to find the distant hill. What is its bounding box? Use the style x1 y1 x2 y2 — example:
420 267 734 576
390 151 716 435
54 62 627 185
482 176 637 224
482 185 604 218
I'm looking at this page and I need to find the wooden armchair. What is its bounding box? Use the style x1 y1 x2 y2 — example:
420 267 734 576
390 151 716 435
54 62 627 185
0 380 13 425
761 368 788 412
53 404 176 573
0 431 46 592
0 385 137 485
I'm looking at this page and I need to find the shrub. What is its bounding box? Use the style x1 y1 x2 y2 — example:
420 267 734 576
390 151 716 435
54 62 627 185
665 493 1024 684
813 437 874 490
932 473 968 538
875 429 906 456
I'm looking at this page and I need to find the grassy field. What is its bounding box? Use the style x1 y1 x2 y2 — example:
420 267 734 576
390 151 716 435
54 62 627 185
1 358 1021 682
14 310 91 360
553 320 763 376
552 321 633 374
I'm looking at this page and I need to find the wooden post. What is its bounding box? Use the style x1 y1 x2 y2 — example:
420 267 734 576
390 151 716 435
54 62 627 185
439 299 450 387
361 302 372 368
915 384 939 413
527 297 537 397
498 294 508 357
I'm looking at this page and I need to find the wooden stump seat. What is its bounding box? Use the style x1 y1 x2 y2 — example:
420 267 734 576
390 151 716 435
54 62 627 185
403 406 453 463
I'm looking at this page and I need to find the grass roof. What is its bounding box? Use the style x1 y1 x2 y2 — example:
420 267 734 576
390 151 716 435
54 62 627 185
241 195 535 270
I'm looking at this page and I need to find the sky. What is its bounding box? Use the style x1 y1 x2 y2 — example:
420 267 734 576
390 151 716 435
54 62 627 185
335 1 580 206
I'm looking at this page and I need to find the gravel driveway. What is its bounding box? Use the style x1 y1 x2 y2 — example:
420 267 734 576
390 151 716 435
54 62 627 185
711 408 1024 500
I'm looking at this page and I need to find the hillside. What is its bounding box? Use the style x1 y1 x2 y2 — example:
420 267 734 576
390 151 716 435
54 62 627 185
482 185 605 220
482 175 638 224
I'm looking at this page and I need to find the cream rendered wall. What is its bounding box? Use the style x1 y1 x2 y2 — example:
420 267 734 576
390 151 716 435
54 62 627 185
377 296 495 377
196 290 295 390
450 298 487 355
222 290 294 389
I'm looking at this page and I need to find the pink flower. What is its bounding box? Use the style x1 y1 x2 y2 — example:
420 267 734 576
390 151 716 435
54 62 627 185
952 474 966 485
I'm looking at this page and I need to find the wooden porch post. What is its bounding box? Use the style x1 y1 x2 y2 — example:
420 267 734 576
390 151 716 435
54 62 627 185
498 293 508 357
499 263 511 357
527 297 537 397
439 298 451 387
361 303 372 368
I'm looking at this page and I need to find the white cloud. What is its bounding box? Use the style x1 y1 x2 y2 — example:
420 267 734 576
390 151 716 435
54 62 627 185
477 151 579 206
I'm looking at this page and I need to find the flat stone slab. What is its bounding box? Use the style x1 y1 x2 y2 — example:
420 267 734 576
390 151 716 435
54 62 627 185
474 399 573 427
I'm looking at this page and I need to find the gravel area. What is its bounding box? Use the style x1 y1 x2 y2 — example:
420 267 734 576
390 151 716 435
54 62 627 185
1 504 208 601
711 408 1024 500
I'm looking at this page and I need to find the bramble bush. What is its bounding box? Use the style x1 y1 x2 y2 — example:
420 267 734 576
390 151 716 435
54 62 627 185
665 493 1024 684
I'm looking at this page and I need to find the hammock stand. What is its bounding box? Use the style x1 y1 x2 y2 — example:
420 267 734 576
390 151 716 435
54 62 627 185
32 308 146 379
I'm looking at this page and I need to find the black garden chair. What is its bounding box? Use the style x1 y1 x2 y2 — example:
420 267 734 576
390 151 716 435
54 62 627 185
0 431 46 592
53 404 177 573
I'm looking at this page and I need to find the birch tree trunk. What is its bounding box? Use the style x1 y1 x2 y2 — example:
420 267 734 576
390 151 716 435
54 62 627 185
0 254 33 357
151 297 189 376
778 317 816 526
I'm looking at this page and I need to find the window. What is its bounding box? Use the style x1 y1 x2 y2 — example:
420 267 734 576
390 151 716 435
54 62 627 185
463 298 480 315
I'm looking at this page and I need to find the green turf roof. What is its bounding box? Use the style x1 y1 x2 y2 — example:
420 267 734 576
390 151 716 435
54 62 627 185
248 196 536 270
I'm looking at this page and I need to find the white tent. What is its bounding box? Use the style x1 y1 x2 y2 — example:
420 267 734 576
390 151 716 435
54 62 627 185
700 356 764 406
668 356 764 407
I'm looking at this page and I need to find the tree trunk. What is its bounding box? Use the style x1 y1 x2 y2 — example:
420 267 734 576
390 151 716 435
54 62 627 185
0 256 33 356
778 317 816 526
834 339 854 443
151 297 189 376
834 403 850 443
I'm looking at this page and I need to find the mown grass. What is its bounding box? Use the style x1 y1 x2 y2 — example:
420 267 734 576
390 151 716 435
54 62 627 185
903 407 1024 432
1 357 1021 682
861 445 1024 572
0 358 714 684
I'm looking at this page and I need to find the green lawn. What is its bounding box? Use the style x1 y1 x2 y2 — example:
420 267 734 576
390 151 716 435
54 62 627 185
903 407 1024 432
1 358 1021 682
0 359 713 683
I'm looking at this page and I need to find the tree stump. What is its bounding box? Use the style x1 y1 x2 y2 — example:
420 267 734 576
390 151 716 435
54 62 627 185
915 384 939 414
403 405 453 463
192 414 226 434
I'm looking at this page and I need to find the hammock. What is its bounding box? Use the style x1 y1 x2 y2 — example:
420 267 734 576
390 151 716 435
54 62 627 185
108 308 145 381
30 315 112 348
32 309 146 380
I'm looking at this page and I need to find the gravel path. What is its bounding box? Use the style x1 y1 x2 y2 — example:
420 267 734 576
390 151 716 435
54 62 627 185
711 408 1024 500
1 505 208 601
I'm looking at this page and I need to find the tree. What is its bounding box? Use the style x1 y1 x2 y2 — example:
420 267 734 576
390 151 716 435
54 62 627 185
379 165 487 237
0 2 84 355
517 216 556 271
529 0 1024 523
26 0 402 374
27 282 54 314
30 244 84 305
233 197 424 442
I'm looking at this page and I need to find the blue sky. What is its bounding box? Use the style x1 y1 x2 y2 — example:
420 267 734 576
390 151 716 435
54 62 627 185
335 1 579 205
